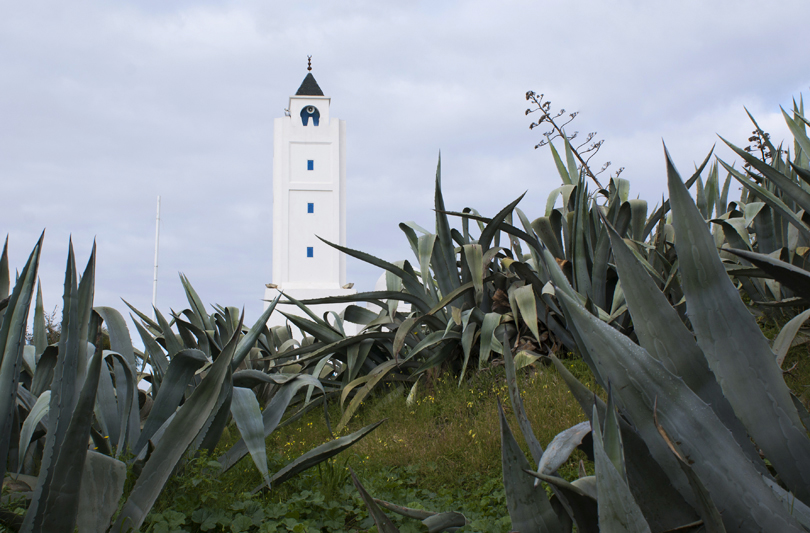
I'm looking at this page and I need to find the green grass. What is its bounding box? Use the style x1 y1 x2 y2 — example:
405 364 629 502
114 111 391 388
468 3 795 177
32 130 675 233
145 356 597 532
142 317 810 532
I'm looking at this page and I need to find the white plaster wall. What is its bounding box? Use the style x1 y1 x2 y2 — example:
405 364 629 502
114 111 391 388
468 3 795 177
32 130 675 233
266 84 355 337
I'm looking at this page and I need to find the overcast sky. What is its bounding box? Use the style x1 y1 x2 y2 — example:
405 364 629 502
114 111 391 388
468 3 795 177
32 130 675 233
3 0 809 330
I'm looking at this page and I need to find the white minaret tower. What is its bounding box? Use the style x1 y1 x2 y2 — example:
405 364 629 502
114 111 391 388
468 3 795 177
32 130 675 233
265 60 356 332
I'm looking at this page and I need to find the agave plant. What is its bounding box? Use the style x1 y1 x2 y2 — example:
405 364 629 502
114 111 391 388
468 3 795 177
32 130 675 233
349 147 810 532
0 236 382 533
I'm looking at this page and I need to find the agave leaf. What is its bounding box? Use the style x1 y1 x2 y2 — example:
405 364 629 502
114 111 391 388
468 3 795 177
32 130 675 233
784 107 810 162
30 346 57 397
74 244 96 387
773 308 810 367
189 368 238 453
154 307 182 357
721 160 810 243
230 386 270 488
603 389 627 484
32 283 47 357
0 236 8 310
29 329 105 533
525 471 598 533
549 142 573 186
421 512 468 533
557 289 805 531
607 221 768 471
217 374 326 473
417 233 438 298
463 244 484 306
104 351 135 458
76 451 127 533
336 359 398 434
503 337 544 463
727 248 810 301
536 421 590 477
318 238 431 312
431 157 463 299
94 354 119 448
668 149 810 502
267 420 384 488
232 296 279 369
350 468 400 533
563 137 579 187
478 193 527 251
280 311 342 343
135 348 208 453
764 476 810 530
549 356 698 531
113 314 242 532
592 405 652 533
499 401 564 533
393 316 418 360
513 285 541 342
17 391 50 473
653 411 726 533
478 312 500 368
95 306 140 449
793 394 810 431
179 273 212 330
0 234 42 485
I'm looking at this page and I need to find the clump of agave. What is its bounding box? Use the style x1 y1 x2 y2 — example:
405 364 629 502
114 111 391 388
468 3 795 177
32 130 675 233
0 237 382 532
349 100 810 531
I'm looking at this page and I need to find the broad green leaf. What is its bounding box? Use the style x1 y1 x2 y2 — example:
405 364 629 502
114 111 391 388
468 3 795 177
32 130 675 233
773 308 810 368
316 241 430 312
536 421 590 477
230 387 270 488
32 282 47 357
463 244 484 305
721 160 810 243
76 451 127 533
525 471 598 533
557 289 805 531
336 360 398 434
0 234 42 486
135 348 208 454
458 318 476 386
549 356 698 531
499 402 564 533
217 374 326 474
154 307 182 357
503 337 544 464
350 468 400 533
113 314 242 532
432 155 462 299
28 333 105 533
513 285 541 341
95 306 140 449
607 222 767 471
727 248 810 301
232 294 280 369
668 150 810 502
74 244 96 388
602 390 627 484
179 273 212 330
592 405 651 533
268 420 384 488
549 141 573 185
653 418 726 533
17 391 50 473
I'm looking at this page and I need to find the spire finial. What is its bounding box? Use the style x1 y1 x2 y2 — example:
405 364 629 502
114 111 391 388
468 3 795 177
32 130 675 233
307 55 312 71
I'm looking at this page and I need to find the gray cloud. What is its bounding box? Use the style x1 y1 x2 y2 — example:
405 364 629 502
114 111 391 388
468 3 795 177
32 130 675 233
2 0 809 331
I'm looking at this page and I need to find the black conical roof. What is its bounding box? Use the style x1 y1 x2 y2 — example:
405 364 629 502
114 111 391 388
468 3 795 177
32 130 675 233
295 73 324 96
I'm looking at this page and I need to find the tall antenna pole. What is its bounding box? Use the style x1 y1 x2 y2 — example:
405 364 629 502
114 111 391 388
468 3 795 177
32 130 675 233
152 196 161 319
